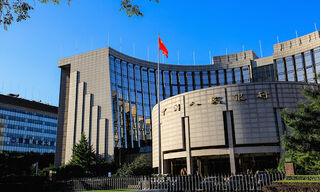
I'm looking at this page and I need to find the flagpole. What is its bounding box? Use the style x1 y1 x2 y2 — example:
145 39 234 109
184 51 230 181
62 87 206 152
157 34 161 175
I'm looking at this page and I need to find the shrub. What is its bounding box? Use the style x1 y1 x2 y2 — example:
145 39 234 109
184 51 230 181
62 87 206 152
263 184 320 192
116 154 153 176
274 180 320 185
285 175 320 181
55 164 86 179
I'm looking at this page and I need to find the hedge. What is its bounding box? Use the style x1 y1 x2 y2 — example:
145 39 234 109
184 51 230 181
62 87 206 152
285 175 320 181
273 180 320 185
263 184 320 192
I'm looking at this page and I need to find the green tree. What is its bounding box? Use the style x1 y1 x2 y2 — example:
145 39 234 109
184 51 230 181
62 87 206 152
1 0 158 30
280 85 320 174
69 133 96 171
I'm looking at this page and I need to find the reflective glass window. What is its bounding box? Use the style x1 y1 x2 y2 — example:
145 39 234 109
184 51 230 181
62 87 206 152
304 50 315 83
194 72 201 90
285 56 295 81
295 54 305 82
163 71 171 98
276 58 286 81
186 72 193 91
226 69 233 84
314 47 320 78
171 71 178 95
128 64 138 143
242 66 250 83
210 71 217 86
202 72 209 88
218 70 225 85
178 72 186 93
234 67 241 83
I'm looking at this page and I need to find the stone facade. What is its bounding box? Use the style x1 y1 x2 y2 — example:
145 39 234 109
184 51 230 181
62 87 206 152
152 82 319 174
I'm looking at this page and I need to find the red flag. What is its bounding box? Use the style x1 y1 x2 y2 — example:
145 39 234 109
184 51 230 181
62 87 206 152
159 37 168 58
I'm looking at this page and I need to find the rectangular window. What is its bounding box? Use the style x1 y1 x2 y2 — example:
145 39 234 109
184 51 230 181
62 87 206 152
314 47 320 77
226 69 233 84
163 71 170 98
210 71 217 86
171 71 178 95
242 66 250 83
218 70 225 85
186 72 193 91
202 72 209 88
276 58 286 81
234 67 241 83
178 72 186 93
194 72 201 90
304 50 315 83
295 54 305 82
285 56 295 81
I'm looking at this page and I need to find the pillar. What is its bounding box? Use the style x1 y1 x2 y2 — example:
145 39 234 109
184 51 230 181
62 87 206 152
226 111 236 174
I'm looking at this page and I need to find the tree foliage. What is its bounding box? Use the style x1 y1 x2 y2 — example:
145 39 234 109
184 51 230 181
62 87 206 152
120 0 159 17
1 0 158 30
69 133 96 171
116 154 153 176
280 86 320 174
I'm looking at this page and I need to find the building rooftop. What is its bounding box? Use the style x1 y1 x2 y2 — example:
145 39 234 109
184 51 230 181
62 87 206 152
0 93 58 115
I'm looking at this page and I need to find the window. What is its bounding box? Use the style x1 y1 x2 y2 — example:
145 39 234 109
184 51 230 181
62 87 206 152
218 70 225 85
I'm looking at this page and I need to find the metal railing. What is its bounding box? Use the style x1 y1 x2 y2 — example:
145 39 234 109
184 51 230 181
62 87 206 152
69 172 285 191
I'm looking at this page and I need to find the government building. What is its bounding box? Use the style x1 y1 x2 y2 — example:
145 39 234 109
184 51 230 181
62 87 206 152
0 94 58 153
55 31 320 174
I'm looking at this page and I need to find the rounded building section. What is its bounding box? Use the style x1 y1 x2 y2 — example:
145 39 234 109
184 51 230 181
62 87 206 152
152 82 318 175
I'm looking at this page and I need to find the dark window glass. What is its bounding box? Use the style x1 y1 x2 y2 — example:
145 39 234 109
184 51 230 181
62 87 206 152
218 70 225 85
163 71 170 98
186 72 193 91
226 69 233 84
314 47 320 77
295 54 305 82
242 66 250 83
202 72 209 88
210 71 217 86
194 72 201 90
285 56 295 81
304 50 315 83
171 71 178 95
234 67 241 83
276 58 286 81
178 72 186 93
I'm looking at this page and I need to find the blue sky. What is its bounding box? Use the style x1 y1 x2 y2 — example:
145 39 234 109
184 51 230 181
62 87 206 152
1 0 320 106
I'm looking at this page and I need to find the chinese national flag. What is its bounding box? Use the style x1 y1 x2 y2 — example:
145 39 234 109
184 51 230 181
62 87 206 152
159 37 168 58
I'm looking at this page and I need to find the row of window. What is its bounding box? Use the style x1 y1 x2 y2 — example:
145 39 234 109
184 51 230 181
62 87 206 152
0 106 57 120
3 123 56 134
109 55 251 149
275 47 320 83
0 113 57 127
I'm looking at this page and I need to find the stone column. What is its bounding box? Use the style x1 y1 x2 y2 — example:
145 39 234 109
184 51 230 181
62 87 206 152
226 111 236 174
184 116 193 175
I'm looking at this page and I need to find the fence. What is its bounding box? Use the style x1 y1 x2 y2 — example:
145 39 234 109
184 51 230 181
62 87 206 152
69 172 285 192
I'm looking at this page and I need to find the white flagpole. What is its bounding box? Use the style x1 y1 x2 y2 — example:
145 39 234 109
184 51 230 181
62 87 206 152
108 32 110 47
193 51 195 65
157 34 161 175
178 50 179 65
133 42 135 57
259 40 263 58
